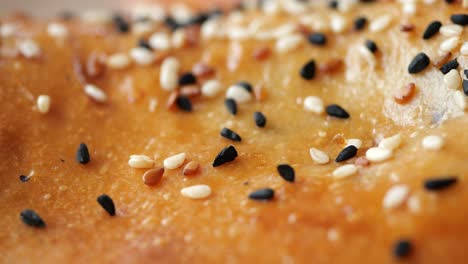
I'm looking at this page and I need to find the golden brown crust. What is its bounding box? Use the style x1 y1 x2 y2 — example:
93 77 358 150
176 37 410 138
1 1 468 263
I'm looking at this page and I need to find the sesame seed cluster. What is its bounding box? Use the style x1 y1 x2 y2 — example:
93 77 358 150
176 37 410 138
1 0 468 262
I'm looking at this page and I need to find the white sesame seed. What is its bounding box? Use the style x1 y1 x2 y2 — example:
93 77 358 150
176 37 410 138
172 29 187 49
84 84 107 103
464 0 468 8
149 32 171 51
461 42 468 56
160 57 180 91
163 153 186 170
369 15 392 33
423 0 436 4
402 3 416 15
330 15 347 33
47 23 68 38
272 23 297 39
132 21 154 35
128 155 154 169
201 19 221 39
130 47 155 66
303 96 324 114
225 84 252 103
281 0 308 14
300 15 327 31
338 0 357 12
332 164 358 179
262 0 281 15
382 184 410 210
170 3 194 24
454 90 467 110
228 26 251 40
36 95 51 114
107 53 130 69
81 10 112 24
444 69 462 90
378 134 402 151
440 37 460 53
275 34 303 53
0 23 16 38
180 184 211 199
365 147 393 162
18 40 41 58
422 135 444 150
201 80 222 98
346 139 362 149
359 45 376 68
440 24 463 37
309 148 330 164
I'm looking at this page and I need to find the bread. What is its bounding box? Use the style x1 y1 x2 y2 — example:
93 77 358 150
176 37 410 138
1 0 468 263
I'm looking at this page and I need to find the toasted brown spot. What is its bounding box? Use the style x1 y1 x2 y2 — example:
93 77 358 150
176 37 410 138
319 59 343 74
252 46 271 61
166 91 179 110
394 83 416 104
180 85 201 97
297 23 312 35
183 161 199 176
142 167 164 185
433 52 452 68
86 52 106 78
185 25 200 47
400 23 415 32
355 156 370 167
192 63 215 78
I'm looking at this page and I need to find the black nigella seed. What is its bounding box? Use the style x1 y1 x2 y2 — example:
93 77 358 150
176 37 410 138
365 40 378 53
445 0 456 3
328 0 338 9
236 81 253 93
176 96 193 112
249 188 274 201
253 111 267 128
424 177 458 191
97 194 116 216
220 127 242 142
212 145 238 167
393 239 412 258
451 14 468 26
76 143 90 164
137 39 153 51
408 53 430 74
185 12 210 26
464 69 468 79
326 104 350 119
354 16 367 30
422 20 442 40
277 164 295 182
308 33 327 46
335 145 358 162
439 59 459 74
19 175 29 182
463 79 468 96
178 72 197 86
113 15 130 33
225 98 237 115
164 16 180 31
300 60 316 80
20 209 46 228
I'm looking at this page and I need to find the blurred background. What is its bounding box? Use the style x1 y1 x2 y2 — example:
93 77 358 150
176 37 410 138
0 0 239 16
